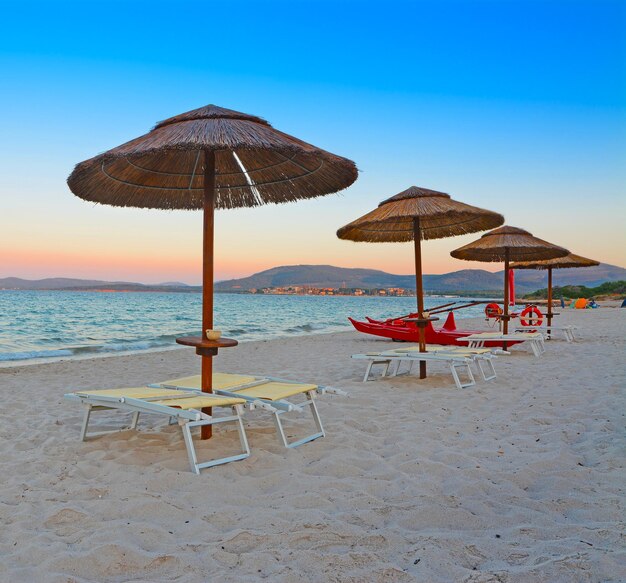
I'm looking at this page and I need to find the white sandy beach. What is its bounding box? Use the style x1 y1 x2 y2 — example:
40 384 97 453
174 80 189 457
1 308 624 582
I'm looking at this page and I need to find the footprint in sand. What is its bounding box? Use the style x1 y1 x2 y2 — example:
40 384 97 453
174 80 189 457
43 508 89 537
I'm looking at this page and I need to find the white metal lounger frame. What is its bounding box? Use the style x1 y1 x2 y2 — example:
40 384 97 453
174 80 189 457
358 357 393 383
469 355 496 382
157 376 346 450
391 354 476 389
352 353 478 389
460 333 546 357
65 391 250 474
220 381 324 449
515 325 577 342
390 347 498 383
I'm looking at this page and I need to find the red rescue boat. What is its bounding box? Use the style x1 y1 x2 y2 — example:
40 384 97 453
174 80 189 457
350 311 522 348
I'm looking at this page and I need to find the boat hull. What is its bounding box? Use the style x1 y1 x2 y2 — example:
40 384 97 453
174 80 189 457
349 314 522 348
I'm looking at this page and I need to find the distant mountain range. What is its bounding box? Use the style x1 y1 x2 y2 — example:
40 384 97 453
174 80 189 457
2 262 624 294
0 277 201 293
214 263 626 293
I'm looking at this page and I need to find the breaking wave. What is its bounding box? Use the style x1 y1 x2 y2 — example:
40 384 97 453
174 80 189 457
0 291 484 365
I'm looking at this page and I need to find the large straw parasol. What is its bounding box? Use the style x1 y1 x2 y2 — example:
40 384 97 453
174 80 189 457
337 186 504 379
511 253 599 331
68 104 358 438
450 226 569 340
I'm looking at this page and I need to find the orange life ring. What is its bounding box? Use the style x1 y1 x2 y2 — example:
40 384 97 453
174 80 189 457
485 303 503 319
520 305 543 327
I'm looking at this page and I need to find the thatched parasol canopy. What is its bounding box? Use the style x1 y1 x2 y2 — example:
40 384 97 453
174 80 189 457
511 253 599 330
337 185 503 380
68 103 358 440
68 104 358 210
511 253 599 270
450 226 569 262
450 226 569 338
336 186 504 242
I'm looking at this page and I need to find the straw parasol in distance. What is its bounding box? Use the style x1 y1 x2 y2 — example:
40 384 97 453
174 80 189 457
68 104 358 439
450 226 569 340
511 253 599 331
337 186 504 379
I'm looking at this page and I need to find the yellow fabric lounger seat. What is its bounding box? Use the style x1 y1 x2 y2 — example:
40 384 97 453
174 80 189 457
77 387 185 398
65 386 250 474
231 382 319 401
156 373 345 449
160 373 258 391
152 395 246 409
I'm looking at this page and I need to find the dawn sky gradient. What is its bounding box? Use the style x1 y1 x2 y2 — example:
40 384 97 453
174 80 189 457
1 0 624 283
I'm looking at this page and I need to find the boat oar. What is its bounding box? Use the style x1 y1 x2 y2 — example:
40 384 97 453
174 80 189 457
387 301 458 323
430 301 483 315
426 300 459 312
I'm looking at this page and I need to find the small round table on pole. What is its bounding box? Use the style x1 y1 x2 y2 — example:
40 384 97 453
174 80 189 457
544 311 559 338
175 336 238 357
402 316 440 379
175 336 238 436
497 313 512 350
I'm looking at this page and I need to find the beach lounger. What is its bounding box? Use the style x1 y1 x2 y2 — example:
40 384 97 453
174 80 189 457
352 351 480 389
514 325 578 342
64 386 250 474
155 373 345 449
458 332 546 357
389 345 499 382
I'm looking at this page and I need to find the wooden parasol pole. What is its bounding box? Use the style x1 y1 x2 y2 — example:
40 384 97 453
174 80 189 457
547 266 553 335
413 218 427 379
502 247 510 350
201 149 216 439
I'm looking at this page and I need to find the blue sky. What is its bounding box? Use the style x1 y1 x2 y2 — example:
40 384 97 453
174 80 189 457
1 0 624 282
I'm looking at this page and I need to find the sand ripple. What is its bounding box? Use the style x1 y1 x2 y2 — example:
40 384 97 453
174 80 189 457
0 309 624 581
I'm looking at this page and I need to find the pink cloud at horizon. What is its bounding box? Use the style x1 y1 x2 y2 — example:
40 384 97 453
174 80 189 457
2 202 623 284
3 244 620 285
1 245 511 284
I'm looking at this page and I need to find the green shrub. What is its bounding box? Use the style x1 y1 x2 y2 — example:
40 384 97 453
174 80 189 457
523 280 626 299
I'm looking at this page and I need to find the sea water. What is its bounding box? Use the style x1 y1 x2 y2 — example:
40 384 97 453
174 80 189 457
0 291 488 365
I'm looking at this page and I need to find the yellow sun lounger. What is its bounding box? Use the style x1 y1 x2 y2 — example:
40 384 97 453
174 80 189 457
64 386 250 474
155 373 345 449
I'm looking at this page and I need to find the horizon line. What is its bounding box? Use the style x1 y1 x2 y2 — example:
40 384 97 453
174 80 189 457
1 260 621 288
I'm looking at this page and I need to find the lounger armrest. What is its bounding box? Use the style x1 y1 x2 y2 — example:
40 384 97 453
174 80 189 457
249 399 278 413
317 386 347 396
289 402 309 414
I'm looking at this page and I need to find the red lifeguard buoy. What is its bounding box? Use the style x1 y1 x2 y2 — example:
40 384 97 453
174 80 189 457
520 305 543 327
485 303 503 320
